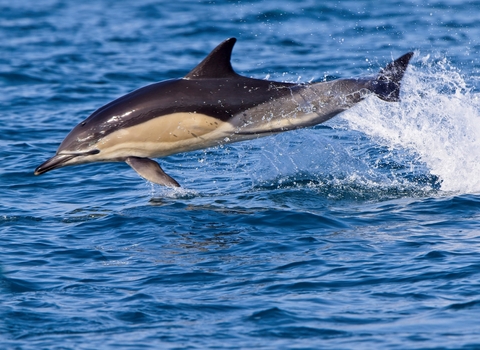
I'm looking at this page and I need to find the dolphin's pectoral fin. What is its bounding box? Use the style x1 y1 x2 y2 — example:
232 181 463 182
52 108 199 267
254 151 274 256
125 157 180 188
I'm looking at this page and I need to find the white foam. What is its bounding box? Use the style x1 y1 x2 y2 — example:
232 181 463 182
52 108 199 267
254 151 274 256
340 54 480 194
147 181 199 200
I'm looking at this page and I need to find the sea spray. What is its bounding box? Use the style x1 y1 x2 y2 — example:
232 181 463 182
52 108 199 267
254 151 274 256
252 124 439 201
341 54 480 194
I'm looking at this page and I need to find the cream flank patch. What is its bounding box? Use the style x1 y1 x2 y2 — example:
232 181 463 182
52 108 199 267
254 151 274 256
96 112 235 159
94 96 332 161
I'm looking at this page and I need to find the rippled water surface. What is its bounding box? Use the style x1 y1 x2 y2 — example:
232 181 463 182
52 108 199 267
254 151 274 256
2 1 480 349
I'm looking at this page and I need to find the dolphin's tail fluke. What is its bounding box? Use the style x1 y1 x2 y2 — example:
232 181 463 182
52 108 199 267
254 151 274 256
369 52 414 102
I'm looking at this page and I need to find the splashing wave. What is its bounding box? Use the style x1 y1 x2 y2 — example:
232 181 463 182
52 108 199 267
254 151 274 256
341 54 480 194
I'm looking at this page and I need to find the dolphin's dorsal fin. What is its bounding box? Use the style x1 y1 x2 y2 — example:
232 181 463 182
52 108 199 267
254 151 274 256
184 38 238 79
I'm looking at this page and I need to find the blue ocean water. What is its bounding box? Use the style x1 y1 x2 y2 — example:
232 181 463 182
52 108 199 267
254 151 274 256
2 0 480 348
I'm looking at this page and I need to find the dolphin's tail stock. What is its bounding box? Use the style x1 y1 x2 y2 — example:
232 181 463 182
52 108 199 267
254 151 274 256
369 52 414 102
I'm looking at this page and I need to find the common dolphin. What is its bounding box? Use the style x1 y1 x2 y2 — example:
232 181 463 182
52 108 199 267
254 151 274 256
35 38 413 187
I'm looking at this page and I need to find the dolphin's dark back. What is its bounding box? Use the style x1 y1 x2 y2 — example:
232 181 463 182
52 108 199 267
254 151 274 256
81 76 297 132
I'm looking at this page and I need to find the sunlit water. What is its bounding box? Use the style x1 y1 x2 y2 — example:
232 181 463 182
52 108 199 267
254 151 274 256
2 1 480 349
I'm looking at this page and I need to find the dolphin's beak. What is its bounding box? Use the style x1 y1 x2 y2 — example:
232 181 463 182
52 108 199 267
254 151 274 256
34 154 77 175
34 149 100 175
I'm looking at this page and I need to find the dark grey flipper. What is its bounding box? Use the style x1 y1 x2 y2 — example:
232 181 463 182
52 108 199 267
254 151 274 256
125 157 180 187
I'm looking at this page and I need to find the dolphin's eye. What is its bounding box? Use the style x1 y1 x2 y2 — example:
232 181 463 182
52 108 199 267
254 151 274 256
81 121 87 127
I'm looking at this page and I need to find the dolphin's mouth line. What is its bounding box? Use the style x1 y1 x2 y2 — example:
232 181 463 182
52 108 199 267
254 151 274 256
34 149 100 175
58 149 100 156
